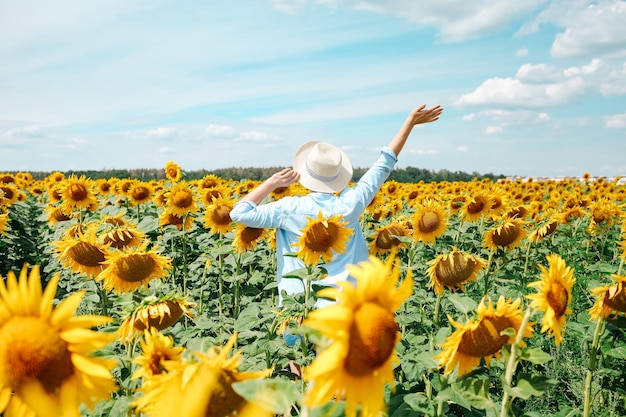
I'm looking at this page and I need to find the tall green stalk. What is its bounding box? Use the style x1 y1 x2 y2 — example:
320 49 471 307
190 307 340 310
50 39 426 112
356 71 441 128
500 306 534 417
583 317 605 417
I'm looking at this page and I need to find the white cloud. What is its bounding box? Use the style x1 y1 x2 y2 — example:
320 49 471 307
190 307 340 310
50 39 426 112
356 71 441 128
518 0 626 58
455 59 623 107
147 127 176 138
458 145 469 152
351 0 546 42
66 137 86 149
409 148 437 155
481 109 550 125
205 124 236 138
516 48 529 57
485 126 502 134
462 113 476 121
605 113 626 129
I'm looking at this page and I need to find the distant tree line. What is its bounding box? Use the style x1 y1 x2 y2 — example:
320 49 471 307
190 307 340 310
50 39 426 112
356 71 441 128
20 166 505 183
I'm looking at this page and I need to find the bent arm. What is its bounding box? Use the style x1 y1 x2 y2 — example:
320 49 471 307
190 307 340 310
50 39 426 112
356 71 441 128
388 104 443 157
241 168 300 205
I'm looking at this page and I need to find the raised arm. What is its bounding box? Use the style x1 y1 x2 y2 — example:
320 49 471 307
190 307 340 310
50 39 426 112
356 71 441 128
388 105 443 157
240 168 300 205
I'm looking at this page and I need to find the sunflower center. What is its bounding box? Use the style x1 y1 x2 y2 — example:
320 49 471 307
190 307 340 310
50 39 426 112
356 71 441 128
115 254 157 282
492 224 521 247
0 317 74 393
604 283 626 313
435 252 477 285
344 302 398 377
68 241 106 267
172 190 194 208
241 227 264 243
211 205 232 226
134 301 184 331
547 281 569 317
68 183 89 202
205 370 246 417
467 198 486 215
305 222 338 252
132 186 151 201
375 226 403 250
457 316 512 357
417 212 440 233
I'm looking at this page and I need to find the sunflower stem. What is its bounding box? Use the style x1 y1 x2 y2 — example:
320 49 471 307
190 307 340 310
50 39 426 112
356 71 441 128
522 241 532 276
182 214 188 297
100 286 109 317
583 317 605 417
483 250 495 297
617 255 624 276
433 293 442 325
500 306 534 417
218 253 224 318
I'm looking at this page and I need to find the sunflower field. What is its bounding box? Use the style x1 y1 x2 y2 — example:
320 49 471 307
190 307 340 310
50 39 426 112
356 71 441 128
0 164 625 417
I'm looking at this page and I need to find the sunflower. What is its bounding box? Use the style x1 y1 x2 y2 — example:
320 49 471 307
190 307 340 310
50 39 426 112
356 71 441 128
200 187 225 206
0 212 9 235
164 161 182 182
434 296 533 376
165 182 199 216
462 193 493 222
53 229 110 277
118 295 195 341
133 333 273 417
128 181 154 206
369 221 409 256
302 255 413 417
131 328 185 381
97 245 171 294
483 218 527 252
203 195 235 235
425 247 487 295
0 265 117 417
528 213 561 243
526 254 576 345
159 210 194 231
0 184 19 208
588 274 626 321
411 199 448 244
232 224 267 253
292 212 353 266
99 223 145 250
60 175 97 213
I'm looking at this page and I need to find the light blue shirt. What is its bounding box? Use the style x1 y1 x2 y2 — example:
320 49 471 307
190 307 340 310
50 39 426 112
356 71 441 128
230 146 398 305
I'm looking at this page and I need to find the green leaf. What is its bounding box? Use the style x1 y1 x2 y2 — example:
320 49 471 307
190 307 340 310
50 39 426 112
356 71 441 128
232 378 300 414
604 345 626 359
520 347 553 364
447 293 478 314
504 373 557 400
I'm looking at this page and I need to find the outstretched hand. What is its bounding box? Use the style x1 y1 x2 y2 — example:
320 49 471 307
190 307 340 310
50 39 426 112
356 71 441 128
409 104 443 126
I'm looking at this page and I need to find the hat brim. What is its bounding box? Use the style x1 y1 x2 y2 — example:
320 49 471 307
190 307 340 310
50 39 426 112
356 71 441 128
293 141 353 193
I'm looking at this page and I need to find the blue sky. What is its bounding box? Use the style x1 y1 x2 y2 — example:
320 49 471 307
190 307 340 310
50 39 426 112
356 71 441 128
1 0 625 178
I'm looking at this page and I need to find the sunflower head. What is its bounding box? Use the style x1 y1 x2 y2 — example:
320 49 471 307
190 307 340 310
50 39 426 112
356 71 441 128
233 224 267 253
203 195 235 235
527 254 576 345
302 255 413 417
412 199 448 244
588 274 626 321
119 295 196 341
369 221 409 256
292 212 353 266
483 218 527 252
165 161 183 182
131 328 185 381
53 228 110 276
98 245 172 294
463 193 493 222
434 296 533 376
165 182 199 216
133 333 273 417
0 265 117 417
426 246 487 295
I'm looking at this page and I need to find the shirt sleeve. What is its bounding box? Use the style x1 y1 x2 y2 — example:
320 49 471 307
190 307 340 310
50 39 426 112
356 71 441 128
346 146 397 206
230 199 284 229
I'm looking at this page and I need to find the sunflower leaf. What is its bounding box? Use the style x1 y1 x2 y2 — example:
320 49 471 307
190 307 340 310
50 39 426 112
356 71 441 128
519 347 553 364
504 373 557 400
446 293 477 314
232 378 300 414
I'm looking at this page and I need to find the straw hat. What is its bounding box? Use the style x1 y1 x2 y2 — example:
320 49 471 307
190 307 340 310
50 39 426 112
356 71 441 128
293 141 353 193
